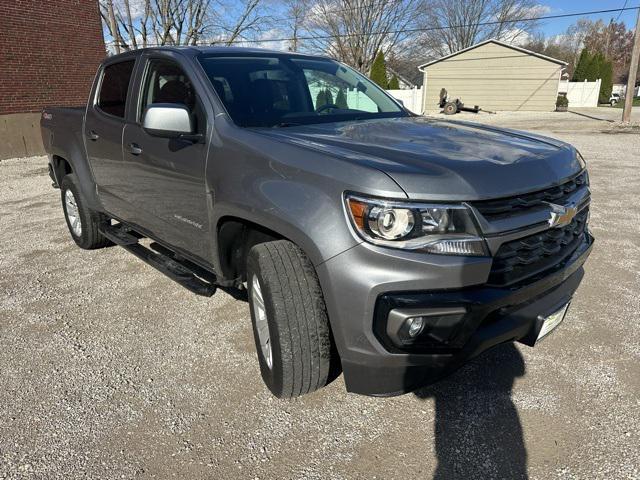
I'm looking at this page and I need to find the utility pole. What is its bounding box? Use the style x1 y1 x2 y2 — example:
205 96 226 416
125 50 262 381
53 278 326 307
622 7 640 122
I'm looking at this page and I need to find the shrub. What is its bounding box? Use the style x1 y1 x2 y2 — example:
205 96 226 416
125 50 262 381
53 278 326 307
388 74 400 90
556 95 569 108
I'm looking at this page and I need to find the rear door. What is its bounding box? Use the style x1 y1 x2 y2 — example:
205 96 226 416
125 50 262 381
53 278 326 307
84 57 137 217
120 54 211 262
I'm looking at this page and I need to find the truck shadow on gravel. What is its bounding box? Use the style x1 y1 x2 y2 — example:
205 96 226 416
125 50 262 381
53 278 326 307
413 343 528 479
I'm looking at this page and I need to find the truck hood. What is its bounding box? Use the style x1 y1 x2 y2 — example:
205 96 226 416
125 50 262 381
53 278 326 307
258 116 583 200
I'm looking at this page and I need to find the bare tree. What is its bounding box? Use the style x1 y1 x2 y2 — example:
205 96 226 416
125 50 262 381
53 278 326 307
121 0 138 48
415 0 542 57
99 0 268 51
282 0 309 51
521 31 576 74
215 0 264 46
102 0 124 52
139 0 152 47
184 0 211 44
529 18 637 83
303 0 421 73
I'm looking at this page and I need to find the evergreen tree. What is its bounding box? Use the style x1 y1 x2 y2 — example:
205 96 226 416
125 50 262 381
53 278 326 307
388 74 400 89
598 59 613 104
572 49 592 81
325 89 334 106
573 49 614 104
335 89 348 108
315 89 327 108
315 88 334 109
587 52 604 82
369 50 388 88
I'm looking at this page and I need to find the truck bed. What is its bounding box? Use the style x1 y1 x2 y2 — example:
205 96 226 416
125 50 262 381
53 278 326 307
41 106 86 158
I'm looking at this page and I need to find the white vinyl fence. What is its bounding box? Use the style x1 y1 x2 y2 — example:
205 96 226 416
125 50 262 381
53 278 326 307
308 85 423 113
387 87 423 113
308 85 377 111
558 79 601 108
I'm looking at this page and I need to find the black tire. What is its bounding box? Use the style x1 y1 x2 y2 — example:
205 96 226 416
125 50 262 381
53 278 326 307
246 240 332 398
443 101 458 115
60 174 111 250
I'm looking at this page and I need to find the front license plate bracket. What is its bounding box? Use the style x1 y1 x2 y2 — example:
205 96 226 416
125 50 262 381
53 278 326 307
536 302 570 343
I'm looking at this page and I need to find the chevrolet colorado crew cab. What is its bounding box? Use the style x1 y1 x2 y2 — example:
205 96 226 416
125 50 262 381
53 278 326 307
41 47 593 398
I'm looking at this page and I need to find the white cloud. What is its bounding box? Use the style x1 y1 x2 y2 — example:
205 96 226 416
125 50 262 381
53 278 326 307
243 28 291 51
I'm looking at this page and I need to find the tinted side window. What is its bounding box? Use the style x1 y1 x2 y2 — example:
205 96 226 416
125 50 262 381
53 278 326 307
140 58 204 132
97 60 135 118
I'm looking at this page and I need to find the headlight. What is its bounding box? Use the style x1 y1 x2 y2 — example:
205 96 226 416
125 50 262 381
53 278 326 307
345 194 488 256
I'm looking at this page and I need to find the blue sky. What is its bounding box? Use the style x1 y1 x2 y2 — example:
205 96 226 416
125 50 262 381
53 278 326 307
539 1 639 36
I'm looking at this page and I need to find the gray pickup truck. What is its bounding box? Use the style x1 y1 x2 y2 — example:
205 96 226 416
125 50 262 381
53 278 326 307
41 47 593 398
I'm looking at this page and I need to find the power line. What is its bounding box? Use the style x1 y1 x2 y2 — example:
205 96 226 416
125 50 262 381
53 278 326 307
235 5 640 44
615 0 630 21
106 5 640 47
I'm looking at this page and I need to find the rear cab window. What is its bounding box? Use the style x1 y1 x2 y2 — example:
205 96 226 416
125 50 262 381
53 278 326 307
97 60 136 118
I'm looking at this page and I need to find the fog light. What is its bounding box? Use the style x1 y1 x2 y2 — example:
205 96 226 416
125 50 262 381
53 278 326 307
407 317 425 337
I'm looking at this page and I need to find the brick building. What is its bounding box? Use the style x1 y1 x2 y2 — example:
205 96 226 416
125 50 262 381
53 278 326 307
0 0 106 159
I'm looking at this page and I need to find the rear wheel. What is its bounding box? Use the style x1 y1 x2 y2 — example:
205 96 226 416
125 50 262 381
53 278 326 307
247 240 333 398
60 174 111 250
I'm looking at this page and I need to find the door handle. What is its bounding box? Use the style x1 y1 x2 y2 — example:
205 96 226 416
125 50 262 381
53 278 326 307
87 130 99 141
127 143 143 156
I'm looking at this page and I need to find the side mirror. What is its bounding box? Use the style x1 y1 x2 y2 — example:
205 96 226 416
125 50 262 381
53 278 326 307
142 103 193 137
397 99 405 106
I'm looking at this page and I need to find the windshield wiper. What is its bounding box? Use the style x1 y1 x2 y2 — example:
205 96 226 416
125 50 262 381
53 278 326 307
272 122 302 128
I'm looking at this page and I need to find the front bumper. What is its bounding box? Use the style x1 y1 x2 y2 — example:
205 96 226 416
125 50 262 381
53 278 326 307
316 232 593 396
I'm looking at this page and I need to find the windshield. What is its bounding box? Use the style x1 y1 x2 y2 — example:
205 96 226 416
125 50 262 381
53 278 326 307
197 54 407 127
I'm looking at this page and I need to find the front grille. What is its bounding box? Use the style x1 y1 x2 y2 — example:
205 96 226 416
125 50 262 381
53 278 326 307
474 171 588 221
488 208 589 286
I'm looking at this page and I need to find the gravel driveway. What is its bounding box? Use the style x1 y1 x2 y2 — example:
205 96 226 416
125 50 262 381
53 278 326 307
1 108 639 479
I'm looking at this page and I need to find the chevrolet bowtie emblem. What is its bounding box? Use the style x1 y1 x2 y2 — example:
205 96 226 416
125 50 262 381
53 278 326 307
546 202 578 228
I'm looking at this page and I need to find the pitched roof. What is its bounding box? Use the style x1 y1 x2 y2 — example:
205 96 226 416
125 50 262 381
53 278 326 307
417 39 568 71
387 67 419 88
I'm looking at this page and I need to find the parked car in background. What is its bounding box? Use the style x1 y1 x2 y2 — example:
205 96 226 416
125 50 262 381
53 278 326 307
609 93 621 106
41 47 593 398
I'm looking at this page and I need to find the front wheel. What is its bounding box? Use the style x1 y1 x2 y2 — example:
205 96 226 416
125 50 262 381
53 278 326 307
247 240 333 398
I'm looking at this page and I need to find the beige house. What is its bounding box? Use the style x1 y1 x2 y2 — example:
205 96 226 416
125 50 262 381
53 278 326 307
418 39 567 112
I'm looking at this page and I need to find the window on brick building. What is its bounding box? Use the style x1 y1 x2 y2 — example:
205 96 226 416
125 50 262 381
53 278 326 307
97 60 135 118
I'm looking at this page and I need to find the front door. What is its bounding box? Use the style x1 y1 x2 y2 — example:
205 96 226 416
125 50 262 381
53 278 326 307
121 56 211 262
84 58 137 217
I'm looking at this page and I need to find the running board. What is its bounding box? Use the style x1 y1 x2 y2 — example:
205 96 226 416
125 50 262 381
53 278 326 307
99 223 217 297
99 222 139 245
